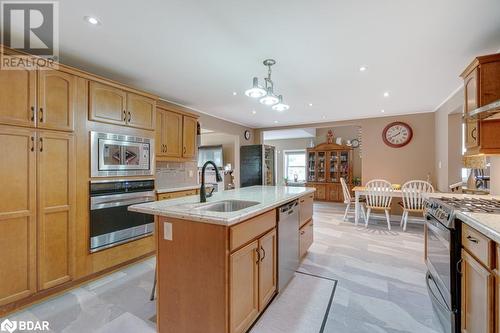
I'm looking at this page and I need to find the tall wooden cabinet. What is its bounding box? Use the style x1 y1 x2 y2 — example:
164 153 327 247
306 143 353 202
182 115 197 158
0 126 75 305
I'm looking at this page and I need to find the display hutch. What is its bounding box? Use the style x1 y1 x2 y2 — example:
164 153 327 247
306 143 353 202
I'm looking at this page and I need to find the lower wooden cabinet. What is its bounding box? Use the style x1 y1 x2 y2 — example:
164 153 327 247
461 249 494 333
230 228 277 333
299 219 313 258
307 183 347 202
0 127 37 306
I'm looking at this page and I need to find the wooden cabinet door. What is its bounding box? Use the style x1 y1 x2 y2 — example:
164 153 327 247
327 184 339 202
165 111 183 157
89 81 127 126
299 194 313 227
258 229 276 311
0 66 36 127
38 70 75 131
0 126 37 306
182 116 197 158
126 93 155 130
155 109 166 157
464 69 479 150
230 240 259 333
315 184 326 200
299 220 314 258
37 131 75 290
461 250 494 333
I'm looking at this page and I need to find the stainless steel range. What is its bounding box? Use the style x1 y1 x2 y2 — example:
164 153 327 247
424 196 500 333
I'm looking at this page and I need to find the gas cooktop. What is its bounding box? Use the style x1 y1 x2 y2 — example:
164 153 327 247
438 197 500 214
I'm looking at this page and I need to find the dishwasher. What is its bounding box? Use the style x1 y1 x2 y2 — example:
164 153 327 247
278 199 300 292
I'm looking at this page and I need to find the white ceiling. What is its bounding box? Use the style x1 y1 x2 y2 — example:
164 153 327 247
58 0 500 128
264 128 316 141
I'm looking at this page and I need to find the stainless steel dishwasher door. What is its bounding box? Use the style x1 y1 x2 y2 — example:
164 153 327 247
278 200 300 292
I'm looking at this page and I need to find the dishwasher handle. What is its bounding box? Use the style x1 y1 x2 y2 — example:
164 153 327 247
279 200 299 214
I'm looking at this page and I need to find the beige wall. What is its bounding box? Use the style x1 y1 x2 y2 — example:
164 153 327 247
200 132 240 188
256 112 435 186
264 138 314 185
448 113 463 186
434 88 464 191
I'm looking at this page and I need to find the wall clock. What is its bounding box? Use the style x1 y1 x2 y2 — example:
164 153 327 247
244 130 251 141
382 122 413 148
350 139 360 148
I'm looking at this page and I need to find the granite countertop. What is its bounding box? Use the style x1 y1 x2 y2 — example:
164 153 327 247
424 192 500 243
129 185 315 226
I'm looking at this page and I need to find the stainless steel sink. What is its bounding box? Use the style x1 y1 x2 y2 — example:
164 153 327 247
194 200 260 212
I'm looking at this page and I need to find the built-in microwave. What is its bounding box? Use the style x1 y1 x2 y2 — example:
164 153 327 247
91 131 154 177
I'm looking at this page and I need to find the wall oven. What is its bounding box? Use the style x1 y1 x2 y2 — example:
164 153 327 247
91 131 154 177
90 179 155 253
424 199 461 333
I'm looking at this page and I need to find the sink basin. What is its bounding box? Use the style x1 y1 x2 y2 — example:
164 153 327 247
194 200 260 212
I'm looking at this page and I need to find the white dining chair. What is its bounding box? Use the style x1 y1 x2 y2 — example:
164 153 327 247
340 177 366 222
399 180 434 231
364 179 393 230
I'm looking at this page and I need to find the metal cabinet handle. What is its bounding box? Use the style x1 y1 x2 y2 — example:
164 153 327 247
466 235 479 244
31 106 35 121
39 108 44 122
260 246 266 262
183 146 186 154
255 248 261 264
471 127 477 141
123 110 127 122
456 258 463 275
30 136 34 152
300 230 305 235
39 137 43 152
128 111 131 123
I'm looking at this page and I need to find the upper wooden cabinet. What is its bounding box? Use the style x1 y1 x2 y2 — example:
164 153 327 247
89 81 156 130
182 115 197 158
0 126 37 306
38 70 76 131
0 66 36 128
155 103 198 161
0 68 75 131
461 53 500 155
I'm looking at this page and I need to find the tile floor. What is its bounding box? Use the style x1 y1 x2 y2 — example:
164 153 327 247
1 202 443 333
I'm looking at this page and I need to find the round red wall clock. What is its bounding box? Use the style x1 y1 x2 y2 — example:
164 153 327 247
382 122 413 148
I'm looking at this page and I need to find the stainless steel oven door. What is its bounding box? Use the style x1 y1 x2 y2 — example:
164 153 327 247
91 132 154 177
425 217 452 308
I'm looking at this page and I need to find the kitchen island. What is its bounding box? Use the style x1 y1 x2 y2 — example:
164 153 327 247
129 186 315 333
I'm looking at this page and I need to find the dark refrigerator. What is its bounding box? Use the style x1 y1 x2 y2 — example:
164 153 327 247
240 145 276 187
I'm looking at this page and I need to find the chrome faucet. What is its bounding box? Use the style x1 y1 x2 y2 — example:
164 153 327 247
200 161 223 203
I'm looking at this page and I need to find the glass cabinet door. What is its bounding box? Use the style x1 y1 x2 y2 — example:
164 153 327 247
317 151 326 182
339 151 349 183
307 152 316 182
328 151 338 182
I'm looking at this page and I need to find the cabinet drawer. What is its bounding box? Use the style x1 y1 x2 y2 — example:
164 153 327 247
157 189 198 201
230 210 276 252
299 194 313 227
299 219 313 258
462 224 493 269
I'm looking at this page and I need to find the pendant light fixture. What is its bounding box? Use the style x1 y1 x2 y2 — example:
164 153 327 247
246 59 289 110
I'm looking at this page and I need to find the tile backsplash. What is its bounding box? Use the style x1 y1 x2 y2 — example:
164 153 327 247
156 161 198 189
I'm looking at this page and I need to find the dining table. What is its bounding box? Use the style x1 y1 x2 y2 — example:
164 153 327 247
352 185 404 225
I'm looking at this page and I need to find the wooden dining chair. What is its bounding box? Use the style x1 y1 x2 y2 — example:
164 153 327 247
340 177 366 222
364 179 393 230
399 180 434 231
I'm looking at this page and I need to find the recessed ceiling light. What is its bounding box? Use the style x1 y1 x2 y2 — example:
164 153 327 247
252 110 256 115
274 120 278 124
381 109 385 113
322 115 326 119
359 66 367 72
308 103 313 107
383 91 390 97
232 92 237 96
84 16 100 25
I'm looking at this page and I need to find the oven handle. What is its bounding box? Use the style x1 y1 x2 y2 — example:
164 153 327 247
91 191 156 210
426 272 449 311
425 218 450 251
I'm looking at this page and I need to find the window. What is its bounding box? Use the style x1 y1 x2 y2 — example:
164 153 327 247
284 150 306 182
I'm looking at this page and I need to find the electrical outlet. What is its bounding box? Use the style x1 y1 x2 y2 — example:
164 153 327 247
164 222 172 240
438 161 442 169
